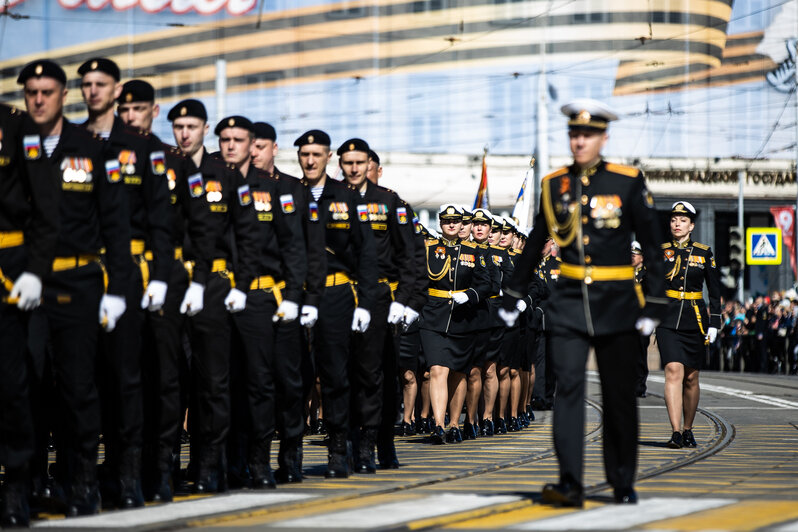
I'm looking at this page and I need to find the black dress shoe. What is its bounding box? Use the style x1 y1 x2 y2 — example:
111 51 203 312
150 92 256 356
525 404 536 421
613 487 637 504
495 418 507 434
519 412 529 427
480 419 494 437
398 421 416 436
446 426 463 443
682 429 697 448
667 431 683 449
313 419 328 435
151 471 173 503
508 417 520 432
541 482 584 507
415 417 430 434
463 422 478 440
1 479 30 528
431 425 446 445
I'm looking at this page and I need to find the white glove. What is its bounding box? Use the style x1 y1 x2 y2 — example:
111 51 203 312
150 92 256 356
516 299 528 313
387 301 405 324
273 300 299 323
224 288 247 313
99 294 127 332
180 282 205 316
635 317 659 336
706 327 718 343
351 307 371 333
402 307 420 329
452 292 469 306
498 307 520 328
10 272 42 311
300 305 318 327
140 280 168 312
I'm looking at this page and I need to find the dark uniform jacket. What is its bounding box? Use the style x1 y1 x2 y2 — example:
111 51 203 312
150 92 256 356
47 119 131 296
302 176 378 312
0 104 59 279
421 236 491 334
529 254 558 331
405 203 429 313
357 181 416 306
660 239 721 332
242 166 307 304
193 148 259 291
89 117 172 283
483 244 512 328
505 160 666 336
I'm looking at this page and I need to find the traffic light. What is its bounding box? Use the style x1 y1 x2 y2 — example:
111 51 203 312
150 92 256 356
729 226 744 270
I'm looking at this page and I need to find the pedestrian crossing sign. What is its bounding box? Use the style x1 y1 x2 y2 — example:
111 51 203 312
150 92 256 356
746 227 781 265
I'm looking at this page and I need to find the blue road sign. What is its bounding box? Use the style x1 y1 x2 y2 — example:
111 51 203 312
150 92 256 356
746 228 782 265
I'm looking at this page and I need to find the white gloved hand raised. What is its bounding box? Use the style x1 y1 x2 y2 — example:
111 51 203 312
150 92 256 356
498 307 520 328
706 327 718 344
402 307 420 330
300 305 318 328
635 317 659 336
179 282 205 316
10 272 42 311
273 300 299 323
351 307 371 333
141 280 168 312
99 294 127 332
516 299 528 313
387 301 405 324
224 288 247 313
451 292 469 306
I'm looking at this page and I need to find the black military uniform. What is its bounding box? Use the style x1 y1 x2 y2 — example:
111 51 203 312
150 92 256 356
0 103 59 527
503 99 666 507
632 242 650 398
530 251 559 410
20 59 132 516
296 130 378 478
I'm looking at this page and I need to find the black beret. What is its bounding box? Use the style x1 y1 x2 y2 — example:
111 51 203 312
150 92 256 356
214 115 253 135
117 80 154 104
17 59 66 86
294 129 330 148
336 138 370 156
167 99 207 122
252 122 276 141
77 57 120 81
367 149 380 165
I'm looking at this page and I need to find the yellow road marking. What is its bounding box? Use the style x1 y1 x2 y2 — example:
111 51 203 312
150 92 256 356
644 500 798 531
445 501 604 529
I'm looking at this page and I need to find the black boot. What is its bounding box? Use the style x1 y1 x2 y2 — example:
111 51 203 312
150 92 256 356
67 455 101 517
150 448 174 503
275 438 303 483
248 440 276 489
325 431 351 479
194 445 222 493
355 428 377 474
118 446 145 508
377 436 400 470
1 467 30 528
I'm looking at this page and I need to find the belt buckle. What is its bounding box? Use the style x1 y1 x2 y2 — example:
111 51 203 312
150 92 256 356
680 291 686 299
584 266 593 285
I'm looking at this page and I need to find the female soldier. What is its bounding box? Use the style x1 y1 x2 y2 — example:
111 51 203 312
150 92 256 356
658 201 721 448
420 204 491 444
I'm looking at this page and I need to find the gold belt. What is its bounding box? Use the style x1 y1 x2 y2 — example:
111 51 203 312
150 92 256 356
249 275 285 305
212 259 235 288
559 263 635 284
326 272 351 287
130 239 146 255
428 288 466 299
144 247 183 261
0 231 24 249
665 289 703 300
378 277 399 301
52 254 100 272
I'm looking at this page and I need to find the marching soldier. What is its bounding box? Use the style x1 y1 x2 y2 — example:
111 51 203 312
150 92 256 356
501 98 666 506
458 207 473 241
295 130 378 478
530 237 559 411
168 100 260 493
78 57 171 508
0 102 60 527
20 59 132 516
658 202 721 448
631 241 649 398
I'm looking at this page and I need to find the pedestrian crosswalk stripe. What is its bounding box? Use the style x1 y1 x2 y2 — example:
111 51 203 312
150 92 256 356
644 500 798 531
511 498 733 530
646 376 798 409
33 493 314 528
271 493 522 528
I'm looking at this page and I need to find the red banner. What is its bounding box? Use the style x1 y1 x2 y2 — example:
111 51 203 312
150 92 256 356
472 153 489 210
770 206 796 277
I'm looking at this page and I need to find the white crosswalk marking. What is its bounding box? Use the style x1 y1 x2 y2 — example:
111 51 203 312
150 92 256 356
513 498 734 530
774 520 798 531
273 493 522 528
646 375 798 409
33 493 314 528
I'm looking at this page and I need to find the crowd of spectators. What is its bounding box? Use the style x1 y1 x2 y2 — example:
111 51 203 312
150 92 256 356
710 291 798 374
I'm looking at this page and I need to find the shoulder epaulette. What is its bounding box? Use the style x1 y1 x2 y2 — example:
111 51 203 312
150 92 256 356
542 166 569 182
476 242 488 249
425 238 439 246
511 247 522 254
508 249 518 256
461 240 477 248
661 242 672 249
693 242 709 250
605 163 639 178
490 245 504 251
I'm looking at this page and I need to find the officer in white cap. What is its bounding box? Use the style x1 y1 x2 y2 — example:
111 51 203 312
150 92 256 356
500 98 667 507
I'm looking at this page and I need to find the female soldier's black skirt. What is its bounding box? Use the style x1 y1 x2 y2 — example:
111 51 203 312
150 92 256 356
419 329 475 373
656 327 706 370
